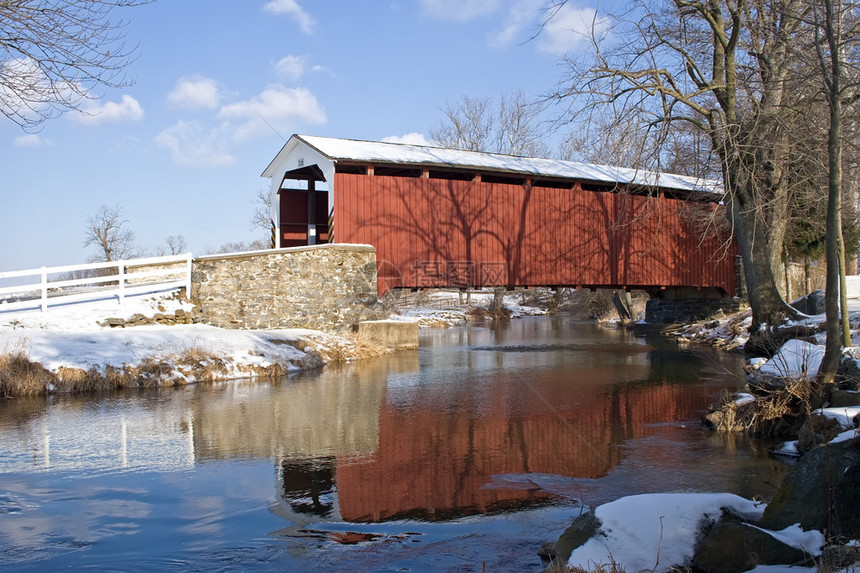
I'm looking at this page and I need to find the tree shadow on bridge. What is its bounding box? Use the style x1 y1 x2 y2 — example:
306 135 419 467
331 171 734 294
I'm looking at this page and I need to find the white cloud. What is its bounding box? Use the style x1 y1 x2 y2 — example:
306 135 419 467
72 94 144 125
155 120 235 168
0 57 82 123
383 133 430 146
217 85 325 141
263 0 315 34
489 0 544 48
156 84 325 167
14 133 52 147
420 0 502 21
538 3 608 55
167 76 221 111
274 55 308 81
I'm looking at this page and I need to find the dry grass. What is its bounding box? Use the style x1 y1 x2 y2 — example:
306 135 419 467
298 333 390 363
709 377 821 437
546 559 627 573
0 343 293 398
0 343 55 398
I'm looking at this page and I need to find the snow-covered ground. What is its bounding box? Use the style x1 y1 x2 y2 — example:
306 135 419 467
0 291 386 383
387 289 550 327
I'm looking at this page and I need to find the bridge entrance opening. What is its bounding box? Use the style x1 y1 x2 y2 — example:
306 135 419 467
277 164 331 248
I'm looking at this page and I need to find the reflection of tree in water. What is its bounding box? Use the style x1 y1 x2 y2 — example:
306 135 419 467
606 346 726 447
280 457 336 518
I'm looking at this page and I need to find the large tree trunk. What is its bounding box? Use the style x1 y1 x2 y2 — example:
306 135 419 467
728 195 797 330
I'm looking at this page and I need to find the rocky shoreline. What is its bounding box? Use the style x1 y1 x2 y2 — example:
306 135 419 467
545 297 860 572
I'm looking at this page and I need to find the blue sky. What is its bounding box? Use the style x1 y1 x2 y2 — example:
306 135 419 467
1 0 602 269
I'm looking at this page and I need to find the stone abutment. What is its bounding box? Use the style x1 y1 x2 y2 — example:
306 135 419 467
190 244 385 331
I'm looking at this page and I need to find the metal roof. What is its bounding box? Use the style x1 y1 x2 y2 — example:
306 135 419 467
284 134 721 194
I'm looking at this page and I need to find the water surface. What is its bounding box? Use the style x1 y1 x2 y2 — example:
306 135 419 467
0 316 789 571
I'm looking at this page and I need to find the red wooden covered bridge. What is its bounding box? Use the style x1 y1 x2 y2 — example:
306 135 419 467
262 135 736 297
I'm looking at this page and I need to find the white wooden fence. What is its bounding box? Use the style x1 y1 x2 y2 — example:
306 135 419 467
846 275 860 298
0 253 192 312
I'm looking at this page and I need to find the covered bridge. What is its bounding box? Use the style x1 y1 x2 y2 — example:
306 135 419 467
262 135 736 297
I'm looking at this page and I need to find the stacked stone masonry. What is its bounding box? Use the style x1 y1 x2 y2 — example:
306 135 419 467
645 297 743 325
191 245 385 332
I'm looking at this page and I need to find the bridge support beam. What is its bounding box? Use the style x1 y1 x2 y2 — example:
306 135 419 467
643 287 742 326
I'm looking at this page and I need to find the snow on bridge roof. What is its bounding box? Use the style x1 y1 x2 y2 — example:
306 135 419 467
289 134 721 195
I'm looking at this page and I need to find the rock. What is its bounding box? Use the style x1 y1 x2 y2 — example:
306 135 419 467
831 388 860 407
102 317 126 328
552 510 601 566
692 519 812 572
820 544 860 571
837 349 860 391
537 541 557 563
759 439 860 539
795 414 843 455
790 290 826 315
745 371 788 393
744 326 822 358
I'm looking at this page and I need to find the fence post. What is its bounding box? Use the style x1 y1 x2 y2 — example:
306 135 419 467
41 266 48 312
118 262 125 305
185 253 192 300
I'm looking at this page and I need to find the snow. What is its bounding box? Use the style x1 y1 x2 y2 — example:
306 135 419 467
568 493 762 570
752 523 825 555
773 406 858 458
758 339 824 380
817 405 860 428
747 566 815 573
296 135 721 194
0 292 372 381
773 441 800 457
567 493 823 572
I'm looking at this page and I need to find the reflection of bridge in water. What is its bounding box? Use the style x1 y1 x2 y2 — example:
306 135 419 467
1 338 735 526
332 345 725 522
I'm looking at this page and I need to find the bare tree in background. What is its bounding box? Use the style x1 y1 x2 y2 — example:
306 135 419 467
250 187 273 235
155 234 188 256
83 203 137 262
0 0 150 130
430 89 549 156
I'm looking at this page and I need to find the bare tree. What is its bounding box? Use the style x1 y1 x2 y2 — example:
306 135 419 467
551 0 815 329
83 203 137 262
156 234 188 256
0 0 150 130
203 239 269 255
250 186 273 231
811 0 856 380
430 89 549 156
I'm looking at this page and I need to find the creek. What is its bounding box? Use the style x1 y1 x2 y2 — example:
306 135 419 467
0 315 790 571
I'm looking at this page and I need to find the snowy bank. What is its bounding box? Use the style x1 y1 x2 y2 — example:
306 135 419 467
0 293 389 396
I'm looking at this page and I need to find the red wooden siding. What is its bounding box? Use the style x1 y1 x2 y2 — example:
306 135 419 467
333 173 737 295
278 189 330 247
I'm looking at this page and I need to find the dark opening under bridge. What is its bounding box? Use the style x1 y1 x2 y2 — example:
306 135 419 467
263 135 738 300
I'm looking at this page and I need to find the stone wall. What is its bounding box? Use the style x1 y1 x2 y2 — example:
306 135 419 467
644 296 743 325
191 244 385 331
